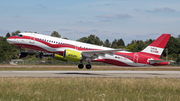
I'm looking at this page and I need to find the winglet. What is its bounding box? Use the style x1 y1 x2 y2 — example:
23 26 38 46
125 43 137 50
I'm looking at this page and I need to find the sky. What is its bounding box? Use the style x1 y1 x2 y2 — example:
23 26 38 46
0 0 180 45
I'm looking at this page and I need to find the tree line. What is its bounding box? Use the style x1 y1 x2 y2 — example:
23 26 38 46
2 30 180 62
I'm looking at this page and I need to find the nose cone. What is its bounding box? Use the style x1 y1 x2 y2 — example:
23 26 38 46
7 37 14 44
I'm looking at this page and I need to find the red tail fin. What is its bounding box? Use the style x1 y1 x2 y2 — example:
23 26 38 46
139 33 171 58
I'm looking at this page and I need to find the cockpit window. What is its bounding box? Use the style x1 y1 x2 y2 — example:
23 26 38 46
18 34 23 37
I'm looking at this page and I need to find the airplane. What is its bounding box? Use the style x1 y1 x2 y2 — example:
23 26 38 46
7 33 171 69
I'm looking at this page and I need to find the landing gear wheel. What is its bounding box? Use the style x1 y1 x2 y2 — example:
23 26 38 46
86 64 91 69
78 64 84 69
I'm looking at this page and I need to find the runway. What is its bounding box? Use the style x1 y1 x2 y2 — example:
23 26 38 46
0 71 180 78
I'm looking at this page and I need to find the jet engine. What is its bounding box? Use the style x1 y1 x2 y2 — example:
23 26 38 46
63 49 82 62
52 54 67 61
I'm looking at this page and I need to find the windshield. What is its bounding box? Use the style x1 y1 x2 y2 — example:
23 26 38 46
18 34 23 37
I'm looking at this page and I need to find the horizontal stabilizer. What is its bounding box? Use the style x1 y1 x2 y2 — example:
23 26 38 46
149 60 170 64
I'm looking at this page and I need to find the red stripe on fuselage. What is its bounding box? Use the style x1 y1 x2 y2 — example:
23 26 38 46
12 43 64 55
8 35 101 51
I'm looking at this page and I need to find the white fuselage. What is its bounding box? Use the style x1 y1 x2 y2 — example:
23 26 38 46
7 33 169 67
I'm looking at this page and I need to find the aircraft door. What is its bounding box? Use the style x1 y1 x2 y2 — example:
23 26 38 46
75 44 78 50
133 53 139 63
29 33 35 44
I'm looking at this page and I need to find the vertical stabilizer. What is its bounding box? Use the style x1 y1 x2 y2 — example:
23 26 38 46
139 33 171 58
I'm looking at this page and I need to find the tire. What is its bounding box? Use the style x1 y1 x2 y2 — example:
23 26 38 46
78 64 84 69
86 64 91 69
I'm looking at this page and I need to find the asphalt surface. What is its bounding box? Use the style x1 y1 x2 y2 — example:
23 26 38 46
0 71 180 78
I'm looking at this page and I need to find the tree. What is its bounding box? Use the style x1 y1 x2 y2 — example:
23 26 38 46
130 40 148 52
111 38 125 48
0 37 18 61
11 30 21 36
77 34 103 45
87 35 96 44
77 37 88 42
63 37 69 40
6 32 11 38
51 31 61 38
117 38 125 46
104 39 111 47
162 36 180 60
111 39 118 48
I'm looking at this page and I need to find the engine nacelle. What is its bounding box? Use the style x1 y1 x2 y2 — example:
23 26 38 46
52 54 67 61
63 49 82 62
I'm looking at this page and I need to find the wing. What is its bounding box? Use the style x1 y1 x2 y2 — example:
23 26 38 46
81 49 126 59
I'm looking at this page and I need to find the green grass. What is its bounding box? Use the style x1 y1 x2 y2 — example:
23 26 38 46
0 78 180 101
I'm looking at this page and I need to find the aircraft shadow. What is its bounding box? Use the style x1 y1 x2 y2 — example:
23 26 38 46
55 72 107 76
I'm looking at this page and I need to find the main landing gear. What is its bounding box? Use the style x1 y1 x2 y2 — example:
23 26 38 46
78 62 92 69
86 64 91 69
